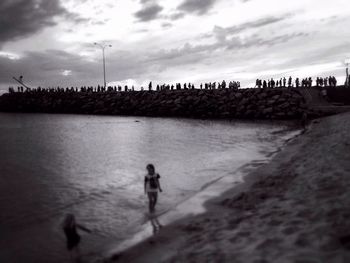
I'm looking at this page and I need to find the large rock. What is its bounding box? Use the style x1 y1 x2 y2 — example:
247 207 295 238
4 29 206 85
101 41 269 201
0 88 306 120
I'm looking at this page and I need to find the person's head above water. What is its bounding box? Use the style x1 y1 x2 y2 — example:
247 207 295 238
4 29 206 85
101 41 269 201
146 164 155 175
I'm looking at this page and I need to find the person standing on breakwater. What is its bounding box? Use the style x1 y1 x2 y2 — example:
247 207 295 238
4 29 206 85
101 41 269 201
62 214 92 262
144 164 163 213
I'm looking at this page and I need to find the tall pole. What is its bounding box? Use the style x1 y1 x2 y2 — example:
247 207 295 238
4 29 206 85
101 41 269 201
102 48 106 88
345 59 350 87
94 42 112 88
346 63 349 87
12 76 32 90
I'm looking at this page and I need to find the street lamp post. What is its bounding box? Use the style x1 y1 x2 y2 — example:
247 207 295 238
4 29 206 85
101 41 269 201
94 42 112 88
345 59 350 87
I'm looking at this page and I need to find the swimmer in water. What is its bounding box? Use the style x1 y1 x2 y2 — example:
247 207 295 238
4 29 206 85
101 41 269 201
62 214 91 262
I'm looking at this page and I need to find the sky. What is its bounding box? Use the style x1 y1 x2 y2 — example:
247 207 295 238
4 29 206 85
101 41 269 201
0 0 349 91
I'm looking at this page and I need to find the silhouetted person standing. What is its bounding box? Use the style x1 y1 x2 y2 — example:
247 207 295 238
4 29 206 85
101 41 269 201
263 80 267 89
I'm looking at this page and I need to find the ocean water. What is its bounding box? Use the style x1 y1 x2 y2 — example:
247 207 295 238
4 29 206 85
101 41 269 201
0 113 298 262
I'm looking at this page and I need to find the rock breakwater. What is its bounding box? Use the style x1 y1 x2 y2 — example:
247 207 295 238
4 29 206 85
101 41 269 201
0 88 306 119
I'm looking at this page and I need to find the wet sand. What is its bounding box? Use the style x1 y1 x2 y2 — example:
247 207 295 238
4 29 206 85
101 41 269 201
108 112 350 263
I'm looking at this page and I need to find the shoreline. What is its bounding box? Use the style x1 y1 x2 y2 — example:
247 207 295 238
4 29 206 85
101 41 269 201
103 127 302 262
102 127 300 260
107 112 350 263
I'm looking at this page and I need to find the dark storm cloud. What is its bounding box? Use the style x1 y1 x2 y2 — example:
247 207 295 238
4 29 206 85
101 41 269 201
0 44 214 87
134 2 164 22
0 30 310 89
0 0 85 47
0 48 157 87
177 0 218 15
0 50 97 86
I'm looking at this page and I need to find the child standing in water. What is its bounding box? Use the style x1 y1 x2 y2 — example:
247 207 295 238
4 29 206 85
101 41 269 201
62 214 91 261
144 164 162 212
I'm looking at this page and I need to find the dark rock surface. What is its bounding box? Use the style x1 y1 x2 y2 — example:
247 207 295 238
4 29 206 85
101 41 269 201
0 88 307 119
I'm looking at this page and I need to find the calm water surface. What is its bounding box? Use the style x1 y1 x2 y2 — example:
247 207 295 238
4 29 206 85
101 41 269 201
0 113 297 262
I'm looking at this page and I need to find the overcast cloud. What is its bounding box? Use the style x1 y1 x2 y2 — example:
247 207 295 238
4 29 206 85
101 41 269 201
134 1 164 22
177 0 218 15
0 0 349 91
0 0 66 46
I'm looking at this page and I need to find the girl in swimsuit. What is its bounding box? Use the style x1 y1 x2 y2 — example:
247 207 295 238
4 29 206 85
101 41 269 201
144 164 163 212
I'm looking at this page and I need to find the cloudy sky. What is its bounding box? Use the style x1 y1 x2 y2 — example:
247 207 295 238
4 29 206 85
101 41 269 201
0 0 349 91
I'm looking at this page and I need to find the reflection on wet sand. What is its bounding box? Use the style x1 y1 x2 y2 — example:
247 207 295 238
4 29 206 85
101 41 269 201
149 214 163 235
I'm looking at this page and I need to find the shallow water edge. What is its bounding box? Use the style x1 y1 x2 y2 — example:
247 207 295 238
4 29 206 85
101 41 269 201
104 128 302 262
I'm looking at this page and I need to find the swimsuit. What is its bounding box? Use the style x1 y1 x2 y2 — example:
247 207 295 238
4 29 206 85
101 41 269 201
145 174 160 193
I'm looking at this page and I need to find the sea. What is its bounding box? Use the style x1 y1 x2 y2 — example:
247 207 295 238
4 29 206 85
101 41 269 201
0 113 299 262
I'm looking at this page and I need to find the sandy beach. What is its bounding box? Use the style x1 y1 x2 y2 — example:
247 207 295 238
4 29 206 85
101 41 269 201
109 111 350 263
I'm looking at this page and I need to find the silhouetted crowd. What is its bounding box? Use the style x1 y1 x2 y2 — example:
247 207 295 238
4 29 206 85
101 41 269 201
8 75 347 95
255 76 338 89
146 80 240 91
8 80 241 94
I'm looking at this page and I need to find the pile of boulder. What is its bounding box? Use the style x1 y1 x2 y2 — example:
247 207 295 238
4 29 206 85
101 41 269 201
0 88 307 119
